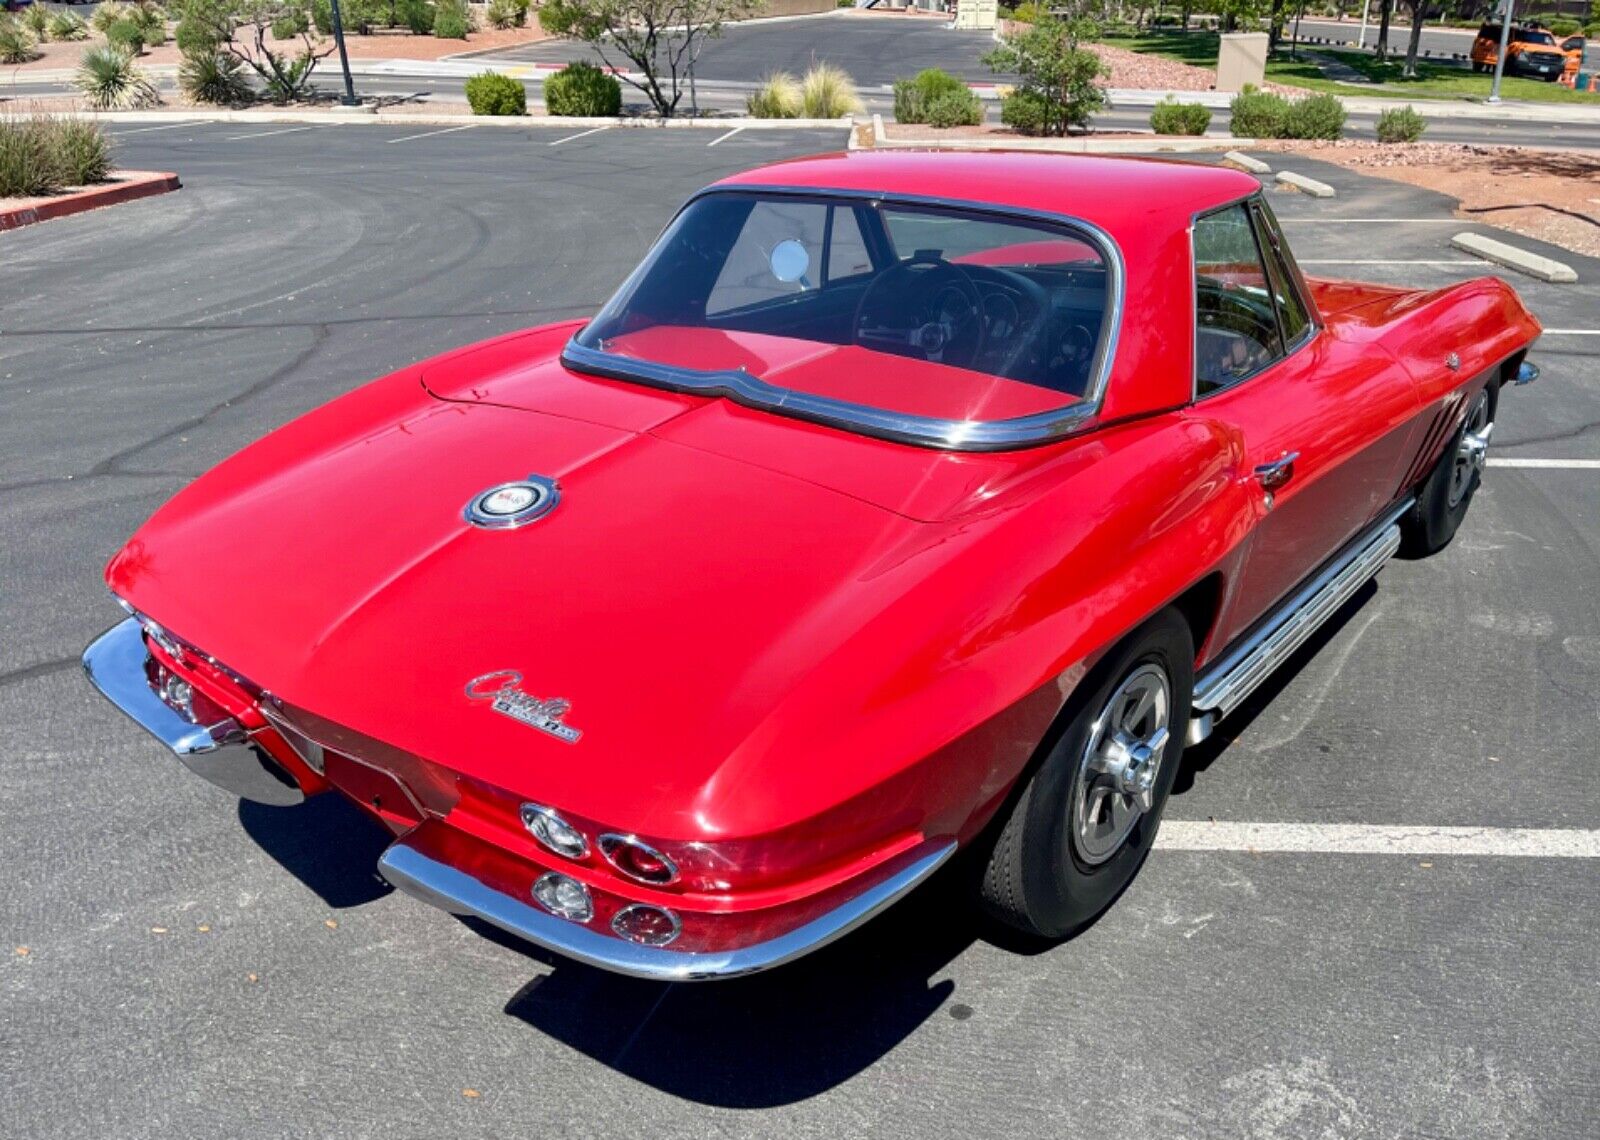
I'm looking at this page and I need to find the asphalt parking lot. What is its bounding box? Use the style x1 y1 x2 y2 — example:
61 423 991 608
3 124 1598 1139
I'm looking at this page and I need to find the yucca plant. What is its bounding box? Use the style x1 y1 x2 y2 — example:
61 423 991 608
0 18 40 64
800 62 862 119
179 48 253 105
0 117 60 197
74 45 161 111
22 3 49 39
92 1 133 34
746 71 802 119
49 10 92 41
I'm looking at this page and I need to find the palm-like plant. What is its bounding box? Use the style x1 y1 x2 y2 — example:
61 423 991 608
179 49 254 106
74 45 162 111
0 18 40 65
49 11 92 42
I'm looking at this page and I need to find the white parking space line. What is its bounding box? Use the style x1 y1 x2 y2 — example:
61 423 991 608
1488 458 1600 469
707 126 745 147
548 126 610 147
223 126 318 141
1298 259 1482 266
387 125 476 145
1280 219 1467 224
1540 329 1600 336
111 122 201 135
1157 821 1600 858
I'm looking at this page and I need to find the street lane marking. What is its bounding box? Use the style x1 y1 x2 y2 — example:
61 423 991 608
1298 259 1482 266
387 125 477 144
1540 329 1600 336
1488 458 1600 469
1281 218 1467 224
111 122 201 135
548 126 610 146
707 126 745 147
1157 821 1600 857
223 126 317 141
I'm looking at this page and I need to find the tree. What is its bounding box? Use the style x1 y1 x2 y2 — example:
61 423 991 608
983 18 1107 136
1400 0 1425 76
1374 0 1392 60
176 0 331 101
539 0 763 117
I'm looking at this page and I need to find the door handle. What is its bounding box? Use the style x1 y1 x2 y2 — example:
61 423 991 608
1254 452 1299 491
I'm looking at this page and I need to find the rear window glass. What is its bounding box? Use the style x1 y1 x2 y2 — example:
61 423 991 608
576 192 1115 426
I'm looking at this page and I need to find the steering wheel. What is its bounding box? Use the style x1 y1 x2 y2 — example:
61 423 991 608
853 254 986 370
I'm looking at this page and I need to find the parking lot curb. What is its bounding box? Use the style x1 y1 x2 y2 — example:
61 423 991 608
1275 170 1336 197
0 170 179 231
68 110 854 131
869 132 1253 154
1224 150 1273 174
1451 232 1578 283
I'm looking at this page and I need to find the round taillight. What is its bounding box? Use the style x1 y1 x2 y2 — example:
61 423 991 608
598 834 678 885
612 904 681 947
531 872 593 923
521 803 588 860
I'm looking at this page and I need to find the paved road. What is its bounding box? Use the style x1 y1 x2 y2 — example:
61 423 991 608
3 124 1599 1138
1290 16 1480 58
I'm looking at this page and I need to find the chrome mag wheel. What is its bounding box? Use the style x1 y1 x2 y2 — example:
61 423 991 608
1071 662 1171 866
1449 390 1493 509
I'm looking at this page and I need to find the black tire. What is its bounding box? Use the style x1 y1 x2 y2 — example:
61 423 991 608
979 609 1194 939
1400 378 1498 558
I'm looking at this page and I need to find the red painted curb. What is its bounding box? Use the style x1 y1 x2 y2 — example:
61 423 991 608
0 171 181 232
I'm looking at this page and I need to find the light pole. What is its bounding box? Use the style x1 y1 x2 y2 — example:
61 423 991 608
1487 0 1513 103
1357 0 1370 49
329 0 361 107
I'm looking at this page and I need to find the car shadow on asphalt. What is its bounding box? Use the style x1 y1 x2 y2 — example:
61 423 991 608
237 792 395 909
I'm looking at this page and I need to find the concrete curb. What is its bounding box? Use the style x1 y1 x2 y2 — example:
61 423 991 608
65 110 853 130
0 170 179 231
1451 232 1578 283
1275 170 1336 197
870 132 1254 154
1224 150 1272 174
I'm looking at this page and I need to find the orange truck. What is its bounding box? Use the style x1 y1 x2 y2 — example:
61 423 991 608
1471 21 1570 81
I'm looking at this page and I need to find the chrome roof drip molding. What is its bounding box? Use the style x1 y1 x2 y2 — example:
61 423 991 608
562 185 1127 454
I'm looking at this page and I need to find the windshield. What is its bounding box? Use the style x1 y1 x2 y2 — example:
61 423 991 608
569 192 1116 434
1516 29 1557 44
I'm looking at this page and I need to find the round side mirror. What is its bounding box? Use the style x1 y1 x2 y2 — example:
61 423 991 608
770 239 811 285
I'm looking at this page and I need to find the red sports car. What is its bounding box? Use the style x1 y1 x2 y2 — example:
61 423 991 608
84 153 1541 980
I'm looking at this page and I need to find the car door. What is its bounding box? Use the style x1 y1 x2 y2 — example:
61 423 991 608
1189 199 1420 647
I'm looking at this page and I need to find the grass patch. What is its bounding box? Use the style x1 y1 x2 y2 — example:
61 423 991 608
1102 30 1219 67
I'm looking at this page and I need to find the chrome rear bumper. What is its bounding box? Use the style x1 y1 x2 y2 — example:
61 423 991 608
83 618 304 806
379 828 956 982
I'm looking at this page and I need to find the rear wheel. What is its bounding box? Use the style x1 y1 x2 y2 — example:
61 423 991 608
1400 380 1497 557
979 610 1193 939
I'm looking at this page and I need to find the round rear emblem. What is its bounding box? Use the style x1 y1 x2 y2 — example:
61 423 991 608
465 475 558 530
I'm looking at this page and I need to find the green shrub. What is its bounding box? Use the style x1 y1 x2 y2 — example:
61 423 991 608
800 61 861 118
49 118 113 185
106 18 147 55
49 11 91 41
0 117 59 197
999 88 1051 133
129 3 168 45
310 0 334 32
746 71 802 118
179 48 253 104
543 60 620 115
74 44 161 110
464 70 526 115
1011 0 1045 20
1548 16 1580 36
486 0 522 28
432 0 470 37
399 0 434 34
22 3 48 39
1228 85 1288 138
92 1 132 34
261 51 316 102
0 18 39 64
1283 91 1345 140
924 88 983 127
175 0 222 52
983 21 1105 136
1150 96 1211 135
1375 104 1425 143
271 11 310 38
893 67 968 123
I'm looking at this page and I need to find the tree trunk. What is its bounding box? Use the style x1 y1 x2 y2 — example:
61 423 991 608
1269 0 1286 51
1402 0 1425 76
1180 0 1190 30
1375 0 1392 60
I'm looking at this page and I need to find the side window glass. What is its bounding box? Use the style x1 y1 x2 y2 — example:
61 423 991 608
706 200 827 316
1253 203 1310 347
1193 203 1284 396
824 206 873 283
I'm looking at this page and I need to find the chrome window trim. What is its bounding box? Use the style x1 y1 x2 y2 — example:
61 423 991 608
561 185 1127 453
1188 191 1320 404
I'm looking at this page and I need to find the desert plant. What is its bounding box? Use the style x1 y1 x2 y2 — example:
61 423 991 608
179 47 253 103
106 18 148 54
48 117 114 184
1149 96 1210 135
432 0 469 36
49 11 92 41
1375 104 1425 144
0 18 40 64
984 21 1106 136
173 0 330 102
0 117 59 197
22 3 48 39
130 2 170 44
543 60 621 115
464 69 526 114
93 2 135 32
745 70 802 118
924 88 983 127
1283 91 1345 140
1548 16 1580 36
271 9 309 37
800 62 861 118
892 67 967 124
1228 85 1288 138
486 0 522 27
399 0 434 33
74 44 161 109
